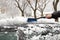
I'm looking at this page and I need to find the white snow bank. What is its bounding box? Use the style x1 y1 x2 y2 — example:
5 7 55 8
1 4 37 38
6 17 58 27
37 18 55 23
0 16 56 26
0 16 28 26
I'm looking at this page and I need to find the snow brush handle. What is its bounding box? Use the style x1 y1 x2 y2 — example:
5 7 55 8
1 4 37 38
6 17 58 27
37 17 46 19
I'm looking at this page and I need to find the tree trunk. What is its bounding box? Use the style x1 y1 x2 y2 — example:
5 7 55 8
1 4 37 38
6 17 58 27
22 11 24 16
34 10 37 19
53 4 57 11
53 0 59 11
36 10 44 19
53 0 59 22
41 10 43 17
54 6 57 11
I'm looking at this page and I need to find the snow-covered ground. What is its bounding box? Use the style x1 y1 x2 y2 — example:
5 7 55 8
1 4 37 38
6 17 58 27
18 23 60 40
0 16 57 26
0 16 28 26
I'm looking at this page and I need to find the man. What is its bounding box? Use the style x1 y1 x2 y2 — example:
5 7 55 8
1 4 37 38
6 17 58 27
45 11 60 22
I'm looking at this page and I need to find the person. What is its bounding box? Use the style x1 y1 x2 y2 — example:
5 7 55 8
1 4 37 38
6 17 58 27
45 11 60 22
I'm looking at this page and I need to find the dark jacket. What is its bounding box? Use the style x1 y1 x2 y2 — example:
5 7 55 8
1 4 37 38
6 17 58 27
51 11 60 19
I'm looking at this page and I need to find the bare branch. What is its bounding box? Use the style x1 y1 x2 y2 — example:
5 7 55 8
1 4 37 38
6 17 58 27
27 0 34 10
53 0 59 11
53 0 59 5
15 0 28 16
37 0 49 16
35 0 38 10
23 1 28 11
43 0 49 10
38 0 49 11
38 3 42 11
15 0 23 12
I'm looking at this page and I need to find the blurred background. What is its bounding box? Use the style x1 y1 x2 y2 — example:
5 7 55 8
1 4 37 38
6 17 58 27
0 0 60 21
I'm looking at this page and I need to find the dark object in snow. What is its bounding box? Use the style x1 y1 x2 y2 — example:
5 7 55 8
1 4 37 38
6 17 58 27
27 18 37 22
37 17 46 19
41 30 50 36
52 11 60 19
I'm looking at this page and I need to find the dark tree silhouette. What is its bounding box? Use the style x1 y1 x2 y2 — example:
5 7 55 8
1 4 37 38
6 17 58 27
27 0 38 19
15 0 28 16
53 0 59 22
38 0 49 17
53 0 59 11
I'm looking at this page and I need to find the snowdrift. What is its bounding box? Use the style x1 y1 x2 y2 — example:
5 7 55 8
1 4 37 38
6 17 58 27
0 17 28 26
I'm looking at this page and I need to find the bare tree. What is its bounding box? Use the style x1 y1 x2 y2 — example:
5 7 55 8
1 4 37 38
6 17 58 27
15 0 28 16
53 0 59 11
27 0 38 19
53 0 59 22
38 0 49 17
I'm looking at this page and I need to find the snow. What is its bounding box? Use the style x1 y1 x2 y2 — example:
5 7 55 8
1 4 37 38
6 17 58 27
17 22 60 40
0 17 60 40
37 18 55 23
0 16 28 26
0 16 56 26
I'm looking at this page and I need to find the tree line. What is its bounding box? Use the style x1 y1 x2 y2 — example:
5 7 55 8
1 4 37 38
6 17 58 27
15 0 59 19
